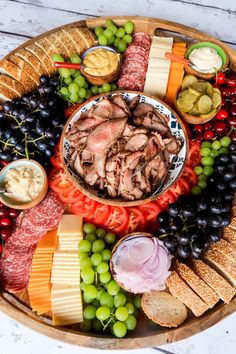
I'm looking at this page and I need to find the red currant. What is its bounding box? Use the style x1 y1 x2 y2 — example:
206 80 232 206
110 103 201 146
204 130 214 140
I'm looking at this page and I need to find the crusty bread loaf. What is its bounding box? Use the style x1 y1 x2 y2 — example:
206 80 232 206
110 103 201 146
62 27 88 55
46 32 70 58
0 83 20 102
75 26 96 48
15 48 47 76
0 59 36 91
10 55 40 84
34 37 59 72
190 259 235 303
209 239 236 264
0 74 25 97
25 44 51 74
166 271 209 317
223 226 236 244
175 261 219 308
141 290 187 327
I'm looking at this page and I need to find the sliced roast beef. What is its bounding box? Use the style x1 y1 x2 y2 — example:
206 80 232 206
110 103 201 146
133 102 154 117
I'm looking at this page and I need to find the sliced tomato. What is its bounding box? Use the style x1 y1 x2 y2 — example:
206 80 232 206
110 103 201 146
64 103 82 119
104 206 129 235
70 195 97 217
58 188 83 204
187 141 201 168
156 191 176 210
182 166 197 186
90 204 111 225
124 207 146 235
169 181 183 199
49 168 74 193
138 202 162 222
178 177 191 195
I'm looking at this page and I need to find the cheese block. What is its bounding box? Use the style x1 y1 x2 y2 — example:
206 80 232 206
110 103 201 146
36 229 58 251
51 250 80 285
58 215 83 236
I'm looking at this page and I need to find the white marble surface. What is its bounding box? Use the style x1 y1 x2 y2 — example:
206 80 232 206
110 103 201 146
0 1 236 353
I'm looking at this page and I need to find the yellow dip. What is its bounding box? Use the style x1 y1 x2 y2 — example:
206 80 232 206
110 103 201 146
83 48 120 76
189 47 222 73
4 166 44 203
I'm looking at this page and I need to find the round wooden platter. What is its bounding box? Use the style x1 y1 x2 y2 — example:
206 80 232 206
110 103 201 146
0 16 236 349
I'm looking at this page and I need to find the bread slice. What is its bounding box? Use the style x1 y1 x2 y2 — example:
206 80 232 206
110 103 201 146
15 48 47 76
175 261 219 308
223 226 236 244
190 259 235 303
25 44 51 75
0 74 25 97
46 32 70 58
75 27 96 49
0 59 36 92
204 248 236 287
55 29 78 55
0 83 20 102
34 37 58 73
141 290 187 327
209 239 236 264
9 55 40 85
62 27 88 55
166 271 209 317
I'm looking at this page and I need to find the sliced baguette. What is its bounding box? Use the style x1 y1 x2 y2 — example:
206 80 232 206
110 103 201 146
0 59 36 91
46 32 71 58
34 37 58 73
75 27 96 49
209 239 236 264
204 248 236 287
141 290 187 327
0 83 20 102
166 271 209 317
56 29 78 55
15 49 47 76
25 44 51 75
190 259 235 303
9 55 40 84
222 226 236 244
0 74 25 97
62 27 88 55
175 261 219 308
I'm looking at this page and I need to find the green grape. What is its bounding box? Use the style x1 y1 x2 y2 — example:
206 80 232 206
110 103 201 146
96 288 106 301
83 305 97 319
84 285 98 300
91 85 99 95
212 140 221 150
200 147 211 156
70 69 77 76
114 292 126 307
210 149 219 158
98 34 108 45
113 321 127 338
77 97 84 104
201 141 212 148
80 256 92 268
133 295 141 309
59 68 71 78
84 81 89 89
92 299 100 307
194 166 202 175
79 239 92 252
98 87 104 94
73 70 82 77
96 306 110 321
100 292 114 308
105 19 114 27
101 249 112 262
80 282 86 291
202 165 213 176
198 173 207 181
81 266 94 284
93 319 103 333
115 306 129 321
125 315 137 330
114 37 119 48
103 28 113 39
107 24 118 35
198 179 207 189
96 228 106 239
52 53 64 62
91 253 102 266
218 147 228 155
99 272 111 284
85 89 92 99
102 83 111 93
80 319 92 331
92 239 105 253
79 252 88 261
107 280 120 296
104 232 116 244
79 87 87 98
97 262 109 274
83 293 93 303
220 136 231 147
111 83 117 91
191 185 202 196
64 77 72 85
74 75 86 87
124 20 134 34
83 223 96 234
118 39 127 53
70 53 82 64
68 82 79 94
125 303 135 315
85 232 97 243
95 26 104 37
59 87 69 96
122 34 132 44
116 27 125 38
201 156 214 166
70 92 79 103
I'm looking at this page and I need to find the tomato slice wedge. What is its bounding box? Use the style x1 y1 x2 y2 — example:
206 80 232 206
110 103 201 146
49 167 74 193
169 181 183 199
90 204 111 226
187 141 201 167
182 166 197 186
156 191 176 210
70 196 97 217
104 206 129 235
124 207 145 235
59 188 83 204
178 177 191 195
138 202 162 222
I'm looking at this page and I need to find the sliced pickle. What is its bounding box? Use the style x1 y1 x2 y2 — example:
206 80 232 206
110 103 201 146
201 108 217 119
213 87 221 95
206 82 213 98
179 89 197 103
188 87 201 98
212 92 222 108
197 95 212 114
177 98 194 112
189 105 200 116
181 75 198 90
194 81 207 93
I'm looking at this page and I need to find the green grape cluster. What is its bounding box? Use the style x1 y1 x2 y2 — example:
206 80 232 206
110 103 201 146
192 136 231 195
94 19 134 52
78 223 140 338
52 53 117 104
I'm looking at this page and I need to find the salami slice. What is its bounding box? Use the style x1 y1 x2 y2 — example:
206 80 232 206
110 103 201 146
30 189 65 218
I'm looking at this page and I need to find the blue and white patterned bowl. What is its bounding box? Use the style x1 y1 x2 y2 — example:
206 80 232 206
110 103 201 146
61 91 189 206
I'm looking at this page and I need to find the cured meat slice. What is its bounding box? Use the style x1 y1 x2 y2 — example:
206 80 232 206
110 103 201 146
27 189 65 218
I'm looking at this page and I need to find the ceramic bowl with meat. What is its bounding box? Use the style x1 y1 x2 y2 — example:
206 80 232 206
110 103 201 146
61 92 188 206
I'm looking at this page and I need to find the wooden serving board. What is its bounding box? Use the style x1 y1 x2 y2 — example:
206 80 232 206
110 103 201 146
0 16 236 349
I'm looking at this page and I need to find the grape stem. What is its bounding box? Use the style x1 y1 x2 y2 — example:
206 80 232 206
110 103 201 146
24 137 29 159
102 317 113 331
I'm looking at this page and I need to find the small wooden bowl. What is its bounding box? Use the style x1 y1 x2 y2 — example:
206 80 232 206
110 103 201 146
81 45 121 85
175 103 221 125
0 159 48 209
185 42 229 81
